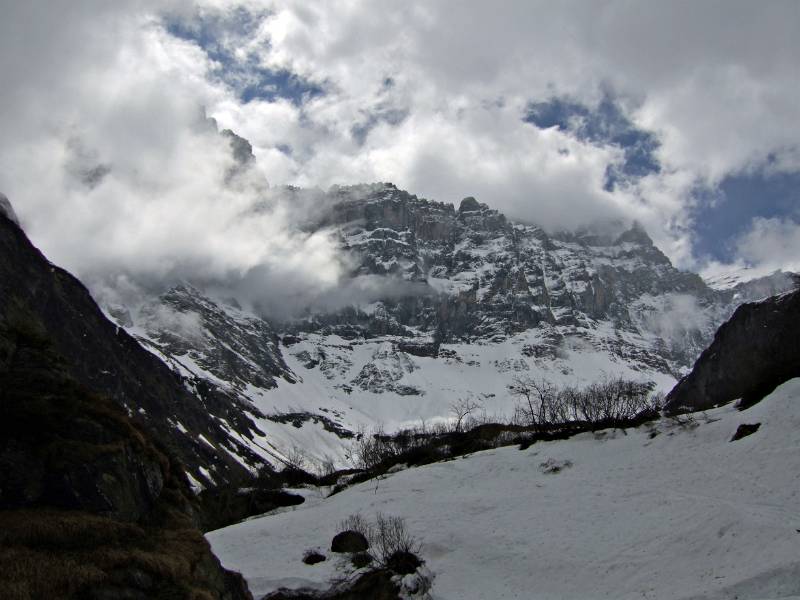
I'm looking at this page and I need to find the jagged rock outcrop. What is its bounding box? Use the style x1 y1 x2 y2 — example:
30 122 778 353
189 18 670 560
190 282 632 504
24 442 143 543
99 182 797 467
0 313 252 599
664 289 800 413
135 284 294 393
0 204 265 487
296 183 749 366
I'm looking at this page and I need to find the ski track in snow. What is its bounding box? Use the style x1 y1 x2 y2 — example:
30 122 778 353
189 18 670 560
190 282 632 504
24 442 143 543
208 378 800 600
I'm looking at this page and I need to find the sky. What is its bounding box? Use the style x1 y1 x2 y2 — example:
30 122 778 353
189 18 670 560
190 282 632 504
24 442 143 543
0 0 798 311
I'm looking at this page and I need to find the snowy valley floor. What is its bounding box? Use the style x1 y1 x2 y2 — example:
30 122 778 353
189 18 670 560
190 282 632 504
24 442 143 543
208 379 800 600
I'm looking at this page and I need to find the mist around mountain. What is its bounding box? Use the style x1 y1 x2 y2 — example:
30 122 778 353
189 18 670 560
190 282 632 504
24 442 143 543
93 179 795 476
0 211 252 600
2 169 799 599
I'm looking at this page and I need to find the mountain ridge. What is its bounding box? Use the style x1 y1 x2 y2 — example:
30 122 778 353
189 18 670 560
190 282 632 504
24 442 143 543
98 182 796 473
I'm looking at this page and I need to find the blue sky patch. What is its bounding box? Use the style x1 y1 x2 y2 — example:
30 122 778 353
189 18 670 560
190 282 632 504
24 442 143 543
165 8 324 105
351 107 409 145
691 169 800 262
524 94 660 190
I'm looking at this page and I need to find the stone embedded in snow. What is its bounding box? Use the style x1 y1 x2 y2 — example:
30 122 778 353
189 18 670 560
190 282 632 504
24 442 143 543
730 423 761 441
331 530 369 553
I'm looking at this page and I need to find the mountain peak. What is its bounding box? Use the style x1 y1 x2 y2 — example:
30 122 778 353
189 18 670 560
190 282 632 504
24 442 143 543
615 220 653 246
458 196 483 213
0 193 20 227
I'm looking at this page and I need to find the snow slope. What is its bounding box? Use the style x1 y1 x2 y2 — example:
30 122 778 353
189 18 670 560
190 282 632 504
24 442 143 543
208 378 800 600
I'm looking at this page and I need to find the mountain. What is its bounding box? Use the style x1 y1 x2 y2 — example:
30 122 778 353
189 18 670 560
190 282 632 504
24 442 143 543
206 281 800 598
0 265 251 599
101 182 796 471
703 265 795 292
0 207 268 488
665 287 800 414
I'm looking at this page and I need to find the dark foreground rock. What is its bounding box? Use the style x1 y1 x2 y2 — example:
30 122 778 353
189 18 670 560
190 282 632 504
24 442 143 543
731 423 761 442
264 569 400 600
0 315 251 599
664 289 800 414
198 486 304 532
0 207 263 487
331 530 369 553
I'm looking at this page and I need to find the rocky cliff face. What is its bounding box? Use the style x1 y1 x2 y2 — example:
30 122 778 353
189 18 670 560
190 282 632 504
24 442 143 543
0 210 267 487
306 184 714 367
664 288 800 414
0 306 251 599
104 183 796 469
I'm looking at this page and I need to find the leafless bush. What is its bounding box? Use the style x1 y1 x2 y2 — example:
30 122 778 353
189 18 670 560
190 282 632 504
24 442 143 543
340 513 421 567
313 454 338 478
509 376 559 430
339 513 374 541
509 375 658 429
345 420 452 470
345 425 391 470
372 513 421 565
648 391 665 413
449 398 483 433
284 444 308 471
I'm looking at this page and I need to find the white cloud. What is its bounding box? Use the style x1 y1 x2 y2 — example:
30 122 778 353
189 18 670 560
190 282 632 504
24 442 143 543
734 217 800 273
0 0 352 316
206 0 799 271
1 0 798 307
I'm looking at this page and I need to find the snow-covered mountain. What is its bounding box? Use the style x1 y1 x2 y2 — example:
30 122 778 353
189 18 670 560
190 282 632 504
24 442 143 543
103 183 796 475
703 265 795 292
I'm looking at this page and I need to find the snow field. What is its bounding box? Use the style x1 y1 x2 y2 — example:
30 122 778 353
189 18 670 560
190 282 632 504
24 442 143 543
209 379 800 599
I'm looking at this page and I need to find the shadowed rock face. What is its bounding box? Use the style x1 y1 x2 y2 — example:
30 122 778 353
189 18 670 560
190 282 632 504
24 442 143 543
0 209 264 487
0 313 252 599
664 289 800 414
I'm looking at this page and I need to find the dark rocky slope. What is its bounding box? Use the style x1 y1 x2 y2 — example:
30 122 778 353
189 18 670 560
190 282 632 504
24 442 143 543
664 288 800 413
0 311 251 599
0 209 264 486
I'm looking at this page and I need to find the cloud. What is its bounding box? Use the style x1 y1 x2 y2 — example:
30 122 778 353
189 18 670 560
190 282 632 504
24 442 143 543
1 0 798 311
638 294 711 348
0 0 357 317
203 1 799 271
734 217 800 273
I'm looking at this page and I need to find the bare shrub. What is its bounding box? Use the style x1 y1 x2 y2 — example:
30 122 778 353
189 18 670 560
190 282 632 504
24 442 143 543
338 513 421 569
579 377 654 423
339 513 373 542
509 375 657 430
313 454 338 479
345 421 446 471
283 444 308 471
371 513 421 566
345 425 390 470
509 376 564 430
449 398 483 433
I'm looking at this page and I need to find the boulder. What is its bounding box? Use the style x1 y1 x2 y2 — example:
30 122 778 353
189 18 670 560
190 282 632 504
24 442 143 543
302 551 326 565
385 550 422 575
731 423 761 442
331 530 369 553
